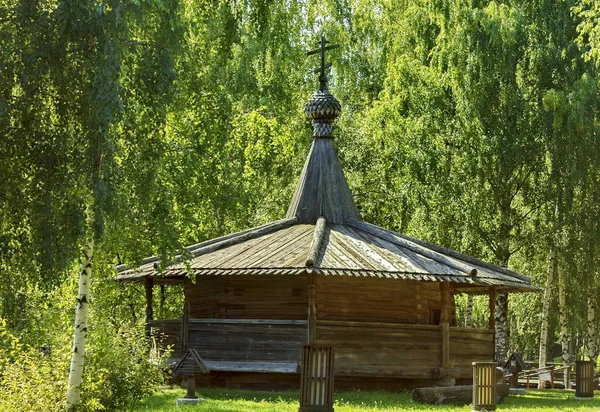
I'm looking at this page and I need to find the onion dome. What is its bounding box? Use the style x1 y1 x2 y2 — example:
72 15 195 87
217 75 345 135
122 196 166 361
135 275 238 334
304 88 341 138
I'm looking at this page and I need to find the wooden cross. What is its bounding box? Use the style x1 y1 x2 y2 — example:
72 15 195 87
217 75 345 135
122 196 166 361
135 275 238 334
307 35 339 90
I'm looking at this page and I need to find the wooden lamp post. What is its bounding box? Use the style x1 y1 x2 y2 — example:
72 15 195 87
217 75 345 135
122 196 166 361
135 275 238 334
173 349 208 406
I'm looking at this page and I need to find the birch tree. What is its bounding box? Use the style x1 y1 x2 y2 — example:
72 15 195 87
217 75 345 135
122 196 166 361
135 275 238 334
557 262 570 387
65 199 94 410
434 1 543 362
586 294 597 367
538 249 556 388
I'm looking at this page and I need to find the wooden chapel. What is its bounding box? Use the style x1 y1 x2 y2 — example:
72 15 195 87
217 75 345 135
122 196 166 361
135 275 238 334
116 38 539 390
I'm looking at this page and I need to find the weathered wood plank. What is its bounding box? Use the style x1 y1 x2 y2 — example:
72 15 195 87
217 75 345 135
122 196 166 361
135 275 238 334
286 137 359 224
316 276 444 324
190 217 299 258
336 365 460 378
204 361 299 373
188 318 307 325
185 275 308 319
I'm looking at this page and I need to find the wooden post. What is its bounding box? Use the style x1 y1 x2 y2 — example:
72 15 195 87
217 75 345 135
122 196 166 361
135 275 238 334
441 323 450 368
489 287 496 362
181 301 190 356
440 282 450 368
145 277 154 323
173 349 208 405
185 376 197 399
308 275 317 344
441 282 451 323
160 284 166 312
488 287 496 330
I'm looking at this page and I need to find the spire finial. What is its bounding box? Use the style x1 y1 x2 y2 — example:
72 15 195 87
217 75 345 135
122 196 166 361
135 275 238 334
304 36 342 138
307 35 339 90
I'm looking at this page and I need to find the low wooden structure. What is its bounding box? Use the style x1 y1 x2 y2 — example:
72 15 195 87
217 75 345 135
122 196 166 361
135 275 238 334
115 45 539 390
173 349 209 399
575 360 594 398
472 362 498 411
504 352 527 388
299 345 335 412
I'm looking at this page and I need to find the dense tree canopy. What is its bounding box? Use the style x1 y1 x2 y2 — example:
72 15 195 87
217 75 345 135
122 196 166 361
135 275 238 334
0 0 599 409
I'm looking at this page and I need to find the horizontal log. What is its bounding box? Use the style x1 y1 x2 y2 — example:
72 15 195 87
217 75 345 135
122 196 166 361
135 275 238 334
204 361 300 373
411 384 509 405
316 320 440 330
335 365 460 379
317 342 440 351
188 318 307 325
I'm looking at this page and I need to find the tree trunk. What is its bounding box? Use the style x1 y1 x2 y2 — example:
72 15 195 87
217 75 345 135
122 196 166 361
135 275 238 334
558 261 570 389
465 294 473 327
538 248 557 389
495 293 508 362
586 294 597 369
495 208 511 363
66 201 94 412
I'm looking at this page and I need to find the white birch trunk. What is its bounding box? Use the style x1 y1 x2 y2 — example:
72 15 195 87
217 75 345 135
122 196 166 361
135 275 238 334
66 203 94 411
558 262 570 389
538 248 556 389
495 213 510 363
495 293 508 362
586 294 597 368
465 294 473 327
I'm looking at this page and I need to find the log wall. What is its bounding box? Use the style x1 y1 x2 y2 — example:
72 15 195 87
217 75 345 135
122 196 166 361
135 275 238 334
184 275 307 320
185 275 454 325
188 319 306 363
150 317 493 384
316 276 447 324
315 320 443 377
449 327 494 378
149 319 182 358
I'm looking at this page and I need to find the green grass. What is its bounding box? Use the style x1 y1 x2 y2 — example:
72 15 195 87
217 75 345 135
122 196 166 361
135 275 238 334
133 387 600 411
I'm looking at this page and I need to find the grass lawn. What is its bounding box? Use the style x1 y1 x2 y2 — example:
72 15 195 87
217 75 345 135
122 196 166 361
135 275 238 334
134 387 600 411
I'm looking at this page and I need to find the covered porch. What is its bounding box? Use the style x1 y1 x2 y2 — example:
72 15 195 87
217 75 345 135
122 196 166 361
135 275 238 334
149 314 495 386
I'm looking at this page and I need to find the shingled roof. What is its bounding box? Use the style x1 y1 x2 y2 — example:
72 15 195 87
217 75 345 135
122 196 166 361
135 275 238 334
116 41 539 295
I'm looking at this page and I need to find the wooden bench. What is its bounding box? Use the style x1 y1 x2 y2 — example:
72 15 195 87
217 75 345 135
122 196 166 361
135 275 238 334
202 361 300 373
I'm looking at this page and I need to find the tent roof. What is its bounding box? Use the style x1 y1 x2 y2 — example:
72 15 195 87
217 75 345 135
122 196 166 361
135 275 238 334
116 216 539 293
116 78 540 294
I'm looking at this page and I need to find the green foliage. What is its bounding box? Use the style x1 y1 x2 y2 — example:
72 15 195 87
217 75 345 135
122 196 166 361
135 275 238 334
575 0 600 66
79 322 169 411
0 317 168 412
1 0 600 406
0 266 169 412
0 321 66 412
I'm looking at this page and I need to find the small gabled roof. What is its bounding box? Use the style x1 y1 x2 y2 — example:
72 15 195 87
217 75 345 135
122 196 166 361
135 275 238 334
173 349 209 376
116 44 539 295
